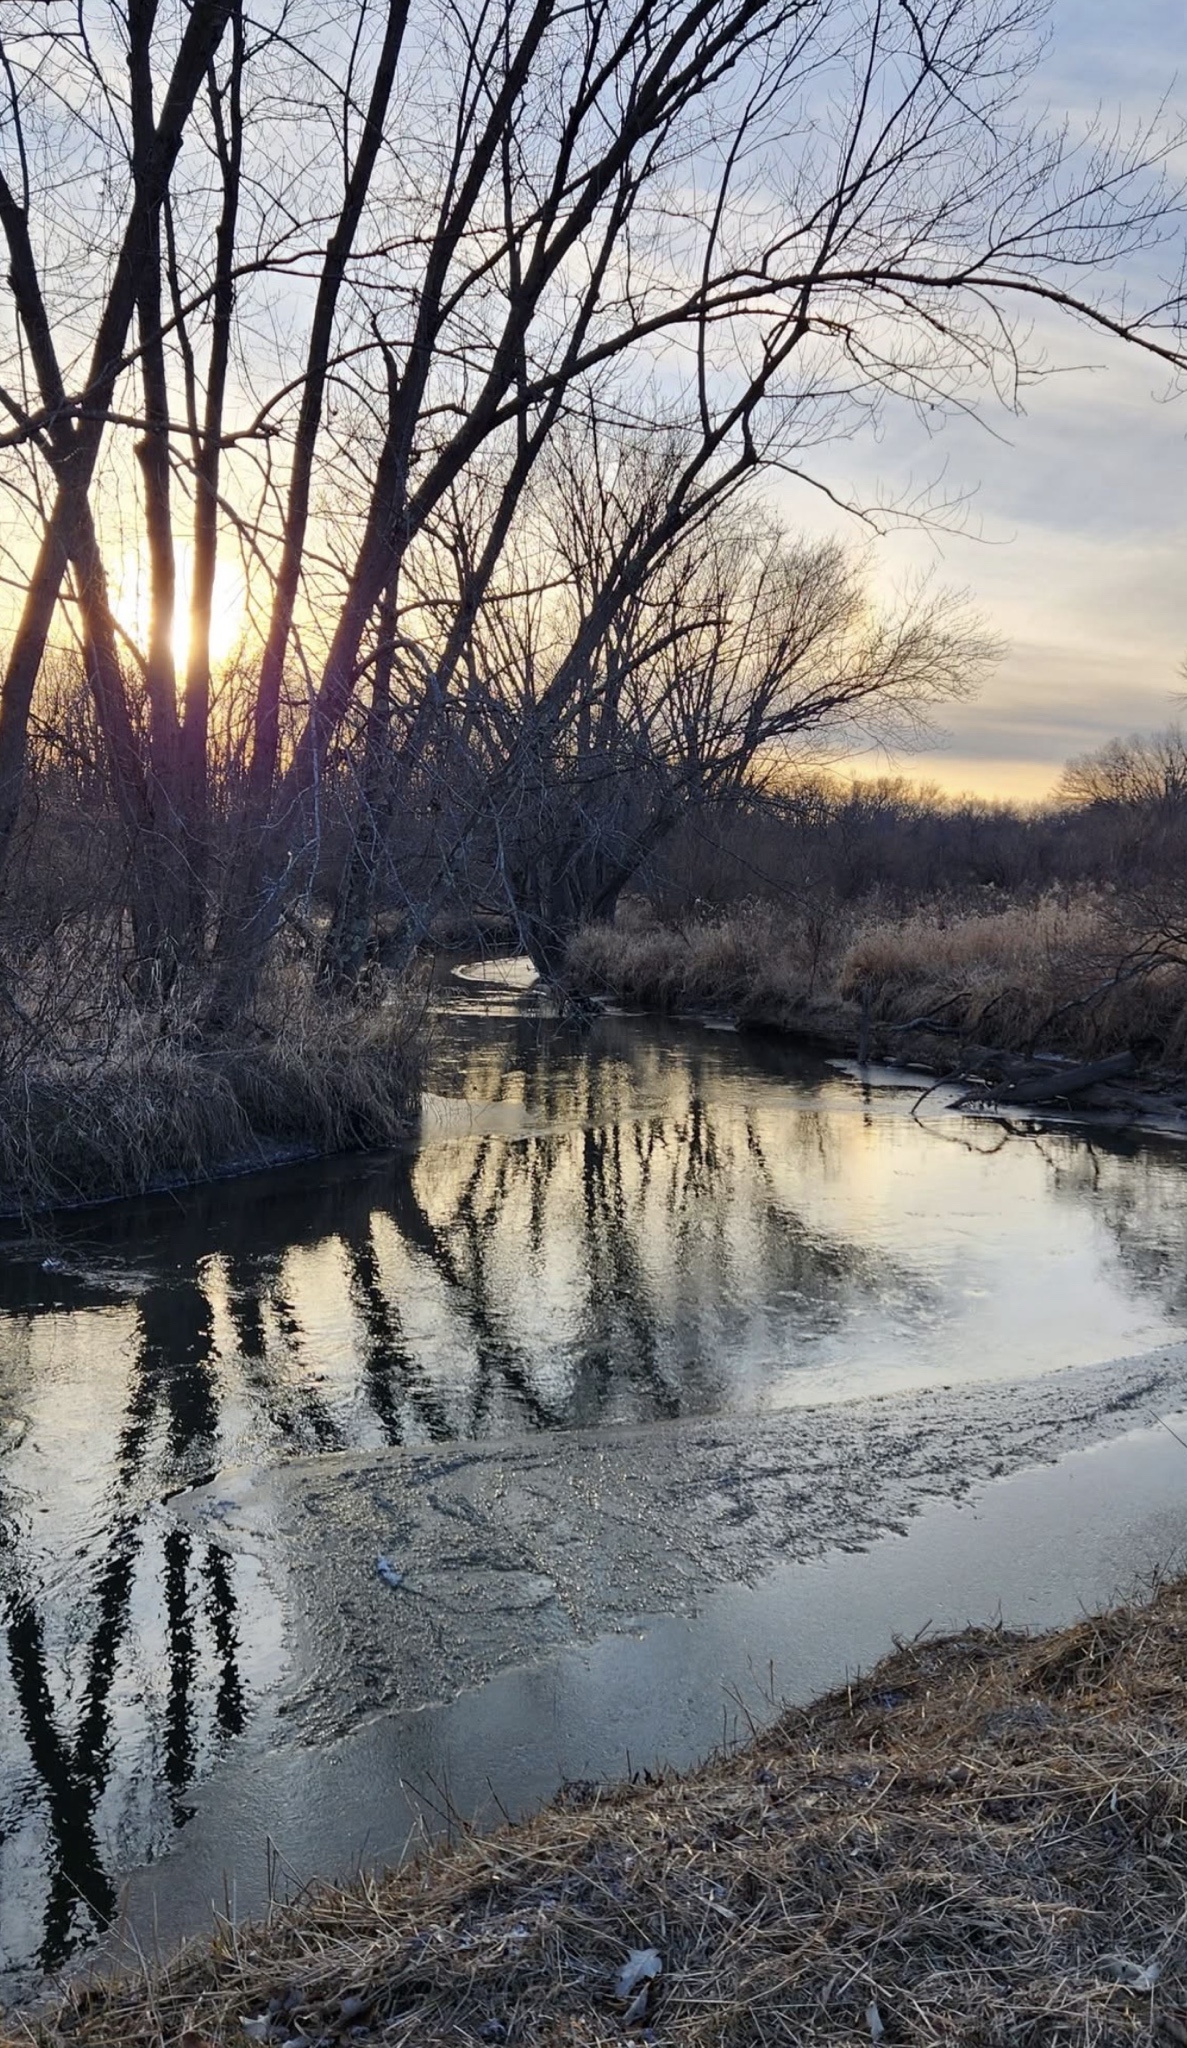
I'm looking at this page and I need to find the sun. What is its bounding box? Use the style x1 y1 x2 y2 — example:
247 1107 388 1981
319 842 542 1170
112 544 245 674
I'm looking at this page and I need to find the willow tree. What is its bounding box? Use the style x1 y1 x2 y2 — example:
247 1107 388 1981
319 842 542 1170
0 0 1182 1014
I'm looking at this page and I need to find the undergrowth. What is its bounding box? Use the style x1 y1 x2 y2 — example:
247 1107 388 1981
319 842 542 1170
567 890 1187 1065
0 960 423 1213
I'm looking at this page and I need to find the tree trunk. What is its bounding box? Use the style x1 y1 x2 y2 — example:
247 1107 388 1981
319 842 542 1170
0 0 236 885
320 585 399 991
179 2 244 946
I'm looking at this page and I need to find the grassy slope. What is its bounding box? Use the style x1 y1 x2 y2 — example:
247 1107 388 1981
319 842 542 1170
12 1577 1187 2046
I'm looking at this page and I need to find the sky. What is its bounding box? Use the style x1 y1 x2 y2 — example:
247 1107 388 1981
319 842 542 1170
786 0 1187 805
5 0 1182 811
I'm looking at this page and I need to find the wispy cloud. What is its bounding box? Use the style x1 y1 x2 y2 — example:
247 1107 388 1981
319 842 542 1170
773 1 1187 801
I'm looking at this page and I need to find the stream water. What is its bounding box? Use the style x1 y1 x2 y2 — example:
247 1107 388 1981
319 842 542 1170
4 966 1187 1998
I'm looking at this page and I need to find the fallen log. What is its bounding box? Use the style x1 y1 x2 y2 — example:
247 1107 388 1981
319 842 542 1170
967 1049 1134 1107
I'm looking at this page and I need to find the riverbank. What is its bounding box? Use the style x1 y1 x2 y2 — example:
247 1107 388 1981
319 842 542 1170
0 975 422 1214
565 899 1187 1128
12 1574 1187 2046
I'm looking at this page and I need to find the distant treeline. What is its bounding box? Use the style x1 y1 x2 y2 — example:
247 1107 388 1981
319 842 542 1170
635 726 1187 922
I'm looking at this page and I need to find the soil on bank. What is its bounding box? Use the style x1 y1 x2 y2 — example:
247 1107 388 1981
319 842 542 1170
12 1577 1187 2046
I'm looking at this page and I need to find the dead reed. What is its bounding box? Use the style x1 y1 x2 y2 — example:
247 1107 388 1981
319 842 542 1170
0 962 423 1213
568 891 1187 1066
566 900 855 1035
836 894 1165 1055
12 1577 1187 2046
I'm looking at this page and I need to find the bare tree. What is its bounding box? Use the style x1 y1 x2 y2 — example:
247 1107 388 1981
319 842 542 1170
0 0 1182 1019
351 425 995 971
0 1 237 883
1060 727 1187 815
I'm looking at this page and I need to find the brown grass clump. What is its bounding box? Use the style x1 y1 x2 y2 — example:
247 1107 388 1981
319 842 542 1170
838 891 1105 990
0 966 423 1213
210 967 424 1155
566 901 853 1035
839 894 1187 1063
14 1578 1187 2046
837 893 1110 1047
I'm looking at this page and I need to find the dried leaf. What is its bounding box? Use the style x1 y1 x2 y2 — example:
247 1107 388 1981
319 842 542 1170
616 1947 663 2000
1101 1957 1161 1993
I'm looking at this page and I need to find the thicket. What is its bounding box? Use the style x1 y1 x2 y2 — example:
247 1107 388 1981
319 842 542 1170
565 731 1187 1071
0 655 424 1211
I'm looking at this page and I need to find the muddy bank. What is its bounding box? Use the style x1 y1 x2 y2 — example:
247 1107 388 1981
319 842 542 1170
182 1337 1187 1739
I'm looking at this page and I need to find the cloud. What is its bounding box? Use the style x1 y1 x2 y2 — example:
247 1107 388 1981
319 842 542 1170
770 221 1187 800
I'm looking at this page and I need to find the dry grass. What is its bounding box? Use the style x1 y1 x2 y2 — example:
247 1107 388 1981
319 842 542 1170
213 966 424 1153
568 892 1187 1067
13 1579 1187 2047
0 964 423 1213
838 893 1106 988
566 901 853 1036
838 895 1187 1062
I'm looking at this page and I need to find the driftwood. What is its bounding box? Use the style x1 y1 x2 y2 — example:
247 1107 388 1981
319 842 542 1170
962 1050 1134 1108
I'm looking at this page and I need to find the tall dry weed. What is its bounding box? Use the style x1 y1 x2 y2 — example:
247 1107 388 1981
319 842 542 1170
569 888 1187 1062
567 900 856 1030
839 891 1187 1056
0 944 424 1212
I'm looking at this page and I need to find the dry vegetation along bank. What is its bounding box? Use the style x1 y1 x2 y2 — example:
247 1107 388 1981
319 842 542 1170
9 1578 1187 2046
566 889 1187 1117
10 736 1187 1206
563 743 1187 1113
0 964 421 1216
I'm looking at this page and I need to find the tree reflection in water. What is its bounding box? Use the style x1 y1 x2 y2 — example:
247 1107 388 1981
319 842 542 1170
2 1274 245 1970
2 1006 1186 1984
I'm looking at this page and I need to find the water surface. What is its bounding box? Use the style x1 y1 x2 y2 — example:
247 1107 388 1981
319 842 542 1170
3 973 1187 1990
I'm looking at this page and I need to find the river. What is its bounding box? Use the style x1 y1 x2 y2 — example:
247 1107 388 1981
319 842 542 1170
3 963 1187 2000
